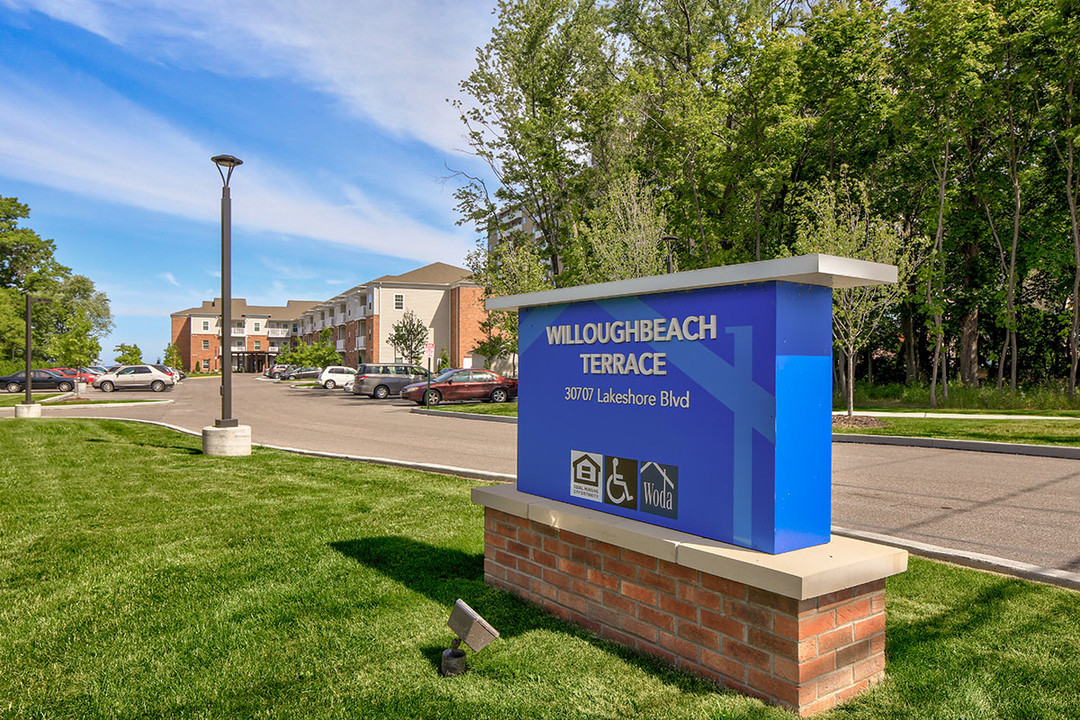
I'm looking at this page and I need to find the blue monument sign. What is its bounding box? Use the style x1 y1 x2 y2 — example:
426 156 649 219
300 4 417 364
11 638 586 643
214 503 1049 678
487 255 895 554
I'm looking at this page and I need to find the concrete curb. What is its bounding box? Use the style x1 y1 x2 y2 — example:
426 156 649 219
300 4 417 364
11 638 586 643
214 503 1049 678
410 407 518 424
833 433 1080 460
832 526 1080 591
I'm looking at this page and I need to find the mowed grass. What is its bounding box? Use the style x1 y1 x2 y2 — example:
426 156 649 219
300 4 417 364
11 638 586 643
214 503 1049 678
428 401 519 417
1 420 1078 719
837 417 1080 447
0 393 61 407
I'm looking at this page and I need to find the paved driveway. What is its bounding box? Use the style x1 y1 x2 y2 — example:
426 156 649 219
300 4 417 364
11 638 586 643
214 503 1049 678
16 375 1080 579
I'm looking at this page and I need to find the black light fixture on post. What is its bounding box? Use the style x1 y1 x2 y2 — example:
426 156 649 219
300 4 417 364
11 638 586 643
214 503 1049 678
212 155 242 428
16 294 52 418
202 154 252 456
660 235 681 274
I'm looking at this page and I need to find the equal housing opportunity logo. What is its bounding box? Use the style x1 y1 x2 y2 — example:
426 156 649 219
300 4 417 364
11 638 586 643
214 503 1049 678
570 450 678 518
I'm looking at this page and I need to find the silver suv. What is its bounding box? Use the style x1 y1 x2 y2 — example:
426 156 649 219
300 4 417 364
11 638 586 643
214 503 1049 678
351 363 430 399
93 364 176 393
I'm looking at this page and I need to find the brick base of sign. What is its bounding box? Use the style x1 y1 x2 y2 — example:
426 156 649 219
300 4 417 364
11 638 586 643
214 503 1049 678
484 507 887 717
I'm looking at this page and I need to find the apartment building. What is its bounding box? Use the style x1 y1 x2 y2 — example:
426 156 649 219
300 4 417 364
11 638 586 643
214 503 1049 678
170 262 496 374
170 299 320 373
296 262 488 369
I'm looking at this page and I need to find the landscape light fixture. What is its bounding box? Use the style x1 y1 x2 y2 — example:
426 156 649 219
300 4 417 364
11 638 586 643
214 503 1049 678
212 154 242 428
441 599 499 676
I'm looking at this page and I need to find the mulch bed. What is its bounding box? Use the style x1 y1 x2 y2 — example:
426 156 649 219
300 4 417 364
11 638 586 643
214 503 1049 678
832 414 887 429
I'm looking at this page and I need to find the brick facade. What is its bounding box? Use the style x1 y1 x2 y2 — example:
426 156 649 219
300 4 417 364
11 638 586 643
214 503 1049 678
484 508 887 717
450 284 488 367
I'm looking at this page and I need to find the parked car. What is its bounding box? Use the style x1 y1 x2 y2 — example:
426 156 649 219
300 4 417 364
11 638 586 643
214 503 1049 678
282 366 321 381
151 364 184 383
401 368 517 406
351 363 430 399
317 365 356 389
1 369 76 393
265 364 290 379
92 364 176 392
47 367 96 384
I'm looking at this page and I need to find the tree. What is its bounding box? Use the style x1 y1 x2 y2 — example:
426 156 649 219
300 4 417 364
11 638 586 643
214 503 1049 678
795 174 926 415
114 343 143 365
164 343 184 370
580 169 668 283
388 310 429 365
453 0 611 281
467 236 553 374
279 328 341 369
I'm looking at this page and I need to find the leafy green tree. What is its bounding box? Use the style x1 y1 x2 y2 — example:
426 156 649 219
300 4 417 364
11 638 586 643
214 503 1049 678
114 343 143 365
795 174 927 415
467 236 553 370
388 310 428 365
164 343 184 370
453 0 611 281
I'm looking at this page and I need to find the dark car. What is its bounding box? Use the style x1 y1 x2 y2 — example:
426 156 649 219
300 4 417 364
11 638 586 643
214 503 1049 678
351 363 430 398
282 366 321 380
2 369 76 393
401 368 517 406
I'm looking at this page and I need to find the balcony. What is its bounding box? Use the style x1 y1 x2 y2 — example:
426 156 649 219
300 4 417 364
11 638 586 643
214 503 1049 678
336 340 346 352
230 328 245 338
268 328 289 338
355 337 366 350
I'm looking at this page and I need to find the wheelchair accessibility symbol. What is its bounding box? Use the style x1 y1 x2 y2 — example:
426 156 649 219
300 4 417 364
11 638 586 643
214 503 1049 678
603 456 638 510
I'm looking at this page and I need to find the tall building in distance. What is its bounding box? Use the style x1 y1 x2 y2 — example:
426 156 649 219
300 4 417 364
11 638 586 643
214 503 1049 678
170 262 493 374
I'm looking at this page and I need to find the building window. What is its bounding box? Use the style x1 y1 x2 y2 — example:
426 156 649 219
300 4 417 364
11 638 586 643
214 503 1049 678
235 340 244 348
254 341 261 350
202 340 210 350
254 322 260 332
202 359 210 371
394 294 404 310
202 320 209 331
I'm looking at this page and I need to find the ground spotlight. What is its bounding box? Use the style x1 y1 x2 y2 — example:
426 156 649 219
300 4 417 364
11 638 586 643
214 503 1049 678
440 599 499 676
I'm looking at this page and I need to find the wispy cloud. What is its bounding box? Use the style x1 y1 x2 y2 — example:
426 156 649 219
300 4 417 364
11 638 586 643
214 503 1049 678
0 72 473 263
5 0 493 152
159 272 181 287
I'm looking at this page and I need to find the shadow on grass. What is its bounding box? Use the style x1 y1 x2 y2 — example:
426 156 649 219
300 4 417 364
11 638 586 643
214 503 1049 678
330 536 735 703
884 570 1080 714
83 436 200 454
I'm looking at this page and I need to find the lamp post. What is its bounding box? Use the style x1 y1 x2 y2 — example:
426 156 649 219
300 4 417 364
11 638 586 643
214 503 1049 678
16 295 52 417
212 154 242 428
660 235 680 274
202 154 251 456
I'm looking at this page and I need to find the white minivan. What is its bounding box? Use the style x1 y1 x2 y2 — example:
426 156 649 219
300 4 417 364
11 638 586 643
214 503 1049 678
317 365 356 389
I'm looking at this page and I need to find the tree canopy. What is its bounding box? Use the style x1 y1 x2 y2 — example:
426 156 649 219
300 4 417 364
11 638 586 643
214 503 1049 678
0 197 113 374
455 0 1080 394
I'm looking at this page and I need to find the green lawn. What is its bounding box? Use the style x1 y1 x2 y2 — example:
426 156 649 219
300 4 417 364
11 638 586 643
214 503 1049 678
837 417 1080 447
428 401 520 417
0 393 60 407
1 419 1078 719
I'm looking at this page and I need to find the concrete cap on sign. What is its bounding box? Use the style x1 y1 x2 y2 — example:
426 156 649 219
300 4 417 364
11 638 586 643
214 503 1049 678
485 254 896 312
472 485 908 600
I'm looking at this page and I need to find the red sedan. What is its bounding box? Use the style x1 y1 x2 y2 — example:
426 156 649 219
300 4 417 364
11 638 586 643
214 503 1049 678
401 368 517 406
47 367 96 384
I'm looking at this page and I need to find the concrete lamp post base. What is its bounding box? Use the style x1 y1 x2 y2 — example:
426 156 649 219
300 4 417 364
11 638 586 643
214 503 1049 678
14 403 42 418
202 424 252 456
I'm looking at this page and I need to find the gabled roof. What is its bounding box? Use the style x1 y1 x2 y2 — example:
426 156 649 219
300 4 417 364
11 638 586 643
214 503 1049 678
367 262 474 286
172 298 320 321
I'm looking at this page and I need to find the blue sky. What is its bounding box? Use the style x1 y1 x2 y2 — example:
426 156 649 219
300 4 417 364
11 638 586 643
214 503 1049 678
0 1 496 363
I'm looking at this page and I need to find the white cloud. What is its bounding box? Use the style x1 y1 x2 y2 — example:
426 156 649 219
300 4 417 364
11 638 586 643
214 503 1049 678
0 72 473 264
5 0 494 152
159 272 181 287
